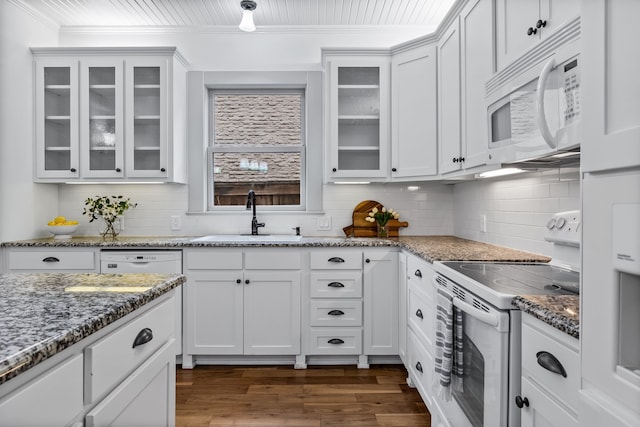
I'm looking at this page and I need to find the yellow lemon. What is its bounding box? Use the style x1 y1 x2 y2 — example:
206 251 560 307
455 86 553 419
54 216 66 224
47 221 56 226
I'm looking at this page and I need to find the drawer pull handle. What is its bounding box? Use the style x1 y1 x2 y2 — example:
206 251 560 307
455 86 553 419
515 395 530 408
327 282 345 288
132 328 153 348
416 309 423 319
328 257 345 263
415 361 423 373
414 269 422 278
536 351 567 377
42 256 60 263
328 310 345 316
328 338 344 345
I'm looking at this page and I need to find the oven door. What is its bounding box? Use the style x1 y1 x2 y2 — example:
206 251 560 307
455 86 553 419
432 277 511 427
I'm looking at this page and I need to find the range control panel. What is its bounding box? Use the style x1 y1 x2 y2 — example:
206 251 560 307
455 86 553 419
544 210 581 247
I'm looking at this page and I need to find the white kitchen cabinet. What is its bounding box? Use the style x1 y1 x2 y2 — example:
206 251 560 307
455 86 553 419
517 313 579 427
398 252 408 364
581 0 640 173
390 44 438 179
438 20 462 175
183 248 301 368
363 249 398 356
495 0 579 71
459 0 494 170
32 47 188 183
5 247 98 272
324 53 391 181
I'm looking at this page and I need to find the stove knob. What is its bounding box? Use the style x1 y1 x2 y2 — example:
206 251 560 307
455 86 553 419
555 217 567 230
545 218 556 230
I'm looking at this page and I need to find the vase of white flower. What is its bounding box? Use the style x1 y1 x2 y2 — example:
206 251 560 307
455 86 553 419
365 206 400 239
83 195 136 239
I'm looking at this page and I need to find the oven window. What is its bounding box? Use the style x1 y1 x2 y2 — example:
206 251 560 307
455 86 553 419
453 334 484 427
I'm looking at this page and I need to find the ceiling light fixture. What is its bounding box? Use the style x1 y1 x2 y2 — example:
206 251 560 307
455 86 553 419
239 0 257 32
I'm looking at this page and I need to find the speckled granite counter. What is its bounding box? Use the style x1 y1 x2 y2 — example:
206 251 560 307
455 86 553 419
0 273 185 385
512 295 580 338
1 235 552 263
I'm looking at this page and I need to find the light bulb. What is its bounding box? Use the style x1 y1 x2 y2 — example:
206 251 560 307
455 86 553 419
239 9 255 32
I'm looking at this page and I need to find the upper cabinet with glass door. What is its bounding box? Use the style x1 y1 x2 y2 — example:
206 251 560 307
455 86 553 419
324 54 390 181
32 47 188 183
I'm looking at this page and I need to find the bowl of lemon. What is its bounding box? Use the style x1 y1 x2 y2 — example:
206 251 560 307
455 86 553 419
47 216 79 239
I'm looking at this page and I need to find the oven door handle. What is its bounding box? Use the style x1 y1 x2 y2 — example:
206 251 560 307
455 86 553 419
452 298 499 327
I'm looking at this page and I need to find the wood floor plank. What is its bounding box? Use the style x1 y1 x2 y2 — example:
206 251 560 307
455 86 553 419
176 364 431 427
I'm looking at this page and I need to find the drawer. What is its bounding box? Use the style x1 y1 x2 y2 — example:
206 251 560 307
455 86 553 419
408 283 435 351
185 249 242 270
308 328 362 355
85 297 175 403
310 272 362 298
310 300 362 327
522 318 579 412
407 329 435 408
8 250 96 271
310 250 362 270
407 256 435 289
245 250 301 270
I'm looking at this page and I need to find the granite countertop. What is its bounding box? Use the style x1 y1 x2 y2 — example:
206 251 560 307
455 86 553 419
0 273 185 385
0 235 552 263
512 295 580 339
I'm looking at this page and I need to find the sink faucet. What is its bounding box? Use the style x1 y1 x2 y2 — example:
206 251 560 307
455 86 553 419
246 189 265 235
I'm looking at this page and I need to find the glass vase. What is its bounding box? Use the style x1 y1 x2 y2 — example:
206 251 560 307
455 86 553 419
100 218 120 240
377 222 389 239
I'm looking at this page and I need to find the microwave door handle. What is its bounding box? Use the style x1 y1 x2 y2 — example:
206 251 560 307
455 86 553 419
536 57 558 149
452 298 500 328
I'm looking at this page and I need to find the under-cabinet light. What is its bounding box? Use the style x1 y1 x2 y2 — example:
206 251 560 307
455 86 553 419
64 182 166 185
477 168 526 179
333 181 371 185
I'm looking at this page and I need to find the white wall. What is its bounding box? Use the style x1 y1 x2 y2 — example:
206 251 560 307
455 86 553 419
0 0 59 242
452 167 581 257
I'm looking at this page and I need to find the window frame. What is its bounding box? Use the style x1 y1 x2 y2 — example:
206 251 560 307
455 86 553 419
187 70 323 214
206 89 306 211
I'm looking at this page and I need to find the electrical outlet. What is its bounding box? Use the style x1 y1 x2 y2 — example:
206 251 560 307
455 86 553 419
317 216 332 230
170 216 181 231
480 214 487 233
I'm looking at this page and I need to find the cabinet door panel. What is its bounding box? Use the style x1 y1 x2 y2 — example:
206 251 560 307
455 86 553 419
391 45 437 178
244 271 301 355
438 21 462 175
363 250 398 355
495 0 541 70
520 377 578 427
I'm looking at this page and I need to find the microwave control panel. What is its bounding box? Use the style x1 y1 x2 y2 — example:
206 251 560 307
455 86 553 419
562 58 581 124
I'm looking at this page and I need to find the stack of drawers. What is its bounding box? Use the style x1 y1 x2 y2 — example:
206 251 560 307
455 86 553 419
307 250 363 355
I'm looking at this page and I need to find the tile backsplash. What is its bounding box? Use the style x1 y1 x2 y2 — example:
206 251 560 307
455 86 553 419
56 167 579 258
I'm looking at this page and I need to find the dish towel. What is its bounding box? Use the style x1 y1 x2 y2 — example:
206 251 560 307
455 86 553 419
433 287 465 401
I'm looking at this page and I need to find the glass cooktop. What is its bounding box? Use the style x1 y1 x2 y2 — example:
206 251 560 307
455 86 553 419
441 262 580 296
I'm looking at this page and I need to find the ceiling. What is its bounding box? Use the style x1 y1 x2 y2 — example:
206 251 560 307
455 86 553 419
12 0 457 31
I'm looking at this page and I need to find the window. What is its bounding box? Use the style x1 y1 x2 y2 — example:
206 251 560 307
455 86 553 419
208 90 304 209
187 71 322 214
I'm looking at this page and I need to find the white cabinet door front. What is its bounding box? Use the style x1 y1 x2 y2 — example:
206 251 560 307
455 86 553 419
363 250 398 355
438 20 462 175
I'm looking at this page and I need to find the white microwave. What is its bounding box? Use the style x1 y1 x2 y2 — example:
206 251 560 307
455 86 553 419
487 54 581 164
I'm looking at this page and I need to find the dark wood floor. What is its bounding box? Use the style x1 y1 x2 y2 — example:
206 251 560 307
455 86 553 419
176 364 431 427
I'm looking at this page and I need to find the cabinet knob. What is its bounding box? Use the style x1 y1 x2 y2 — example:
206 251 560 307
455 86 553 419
328 338 344 345
515 395 530 409
536 351 567 377
70 168 77 173
536 19 547 29
415 361 423 373
245 279 250 284
460 157 465 162
392 167 397 172
527 27 537 36
160 167 166 172
416 309 424 319
414 269 422 278
452 157 458 163
115 167 122 172
332 168 337 172
365 258 370 263
132 328 153 348
236 279 242 284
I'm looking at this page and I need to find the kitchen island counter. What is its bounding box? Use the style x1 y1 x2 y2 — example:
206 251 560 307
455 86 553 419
1 235 551 263
0 272 185 385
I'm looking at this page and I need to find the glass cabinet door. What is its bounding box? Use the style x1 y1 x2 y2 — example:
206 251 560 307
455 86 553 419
126 60 167 178
328 60 389 180
35 62 79 179
80 60 123 178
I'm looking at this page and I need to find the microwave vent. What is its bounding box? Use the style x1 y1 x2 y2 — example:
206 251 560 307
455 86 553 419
507 147 581 169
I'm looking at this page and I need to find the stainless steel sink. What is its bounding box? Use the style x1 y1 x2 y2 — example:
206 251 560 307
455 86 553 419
191 234 303 242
